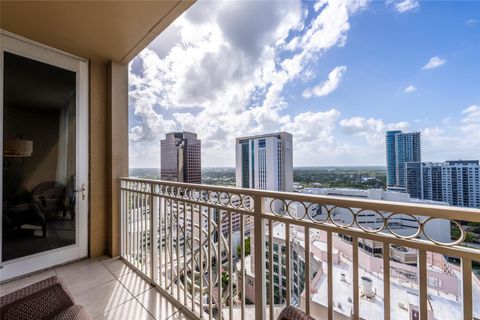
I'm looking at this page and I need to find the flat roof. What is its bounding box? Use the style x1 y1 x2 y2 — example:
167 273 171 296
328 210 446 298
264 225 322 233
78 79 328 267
236 132 292 143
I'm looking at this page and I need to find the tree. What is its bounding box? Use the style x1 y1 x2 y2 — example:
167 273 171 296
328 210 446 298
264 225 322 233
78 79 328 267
237 237 251 257
465 232 476 243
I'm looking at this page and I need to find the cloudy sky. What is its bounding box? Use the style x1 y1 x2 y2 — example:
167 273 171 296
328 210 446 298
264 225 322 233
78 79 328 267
129 0 480 168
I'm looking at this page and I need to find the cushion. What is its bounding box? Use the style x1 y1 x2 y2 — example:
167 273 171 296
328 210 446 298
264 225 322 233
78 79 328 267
0 276 74 320
53 305 93 320
277 306 315 320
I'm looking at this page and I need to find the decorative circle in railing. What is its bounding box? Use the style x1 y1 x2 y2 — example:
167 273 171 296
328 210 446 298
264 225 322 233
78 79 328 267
307 204 329 223
201 190 210 203
269 199 287 216
209 191 219 205
219 192 230 206
229 194 242 209
191 188 200 201
171 186 178 197
176 187 184 198
182 188 192 200
165 185 171 197
241 195 254 211
385 213 421 239
422 217 465 246
286 200 307 220
329 206 355 228
355 209 385 233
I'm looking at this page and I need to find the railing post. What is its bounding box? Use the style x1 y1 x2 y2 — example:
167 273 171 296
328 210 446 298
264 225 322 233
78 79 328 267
462 257 473 320
418 249 427 320
150 182 158 282
383 243 391 320
120 179 124 257
254 194 266 320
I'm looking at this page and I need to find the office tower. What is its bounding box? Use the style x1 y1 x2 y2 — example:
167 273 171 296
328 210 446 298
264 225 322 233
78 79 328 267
160 132 201 184
421 161 480 208
386 130 402 187
386 130 421 190
229 132 293 235
405 162 423 199
235 132 293 192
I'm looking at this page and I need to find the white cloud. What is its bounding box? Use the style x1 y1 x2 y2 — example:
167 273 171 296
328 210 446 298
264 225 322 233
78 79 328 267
340 117 409 147
466 19 478 26
461 105 480 136
403 85 417 93
462 105 480 122
129 0 369 167
302 66 347 98
388 0 419 13
338 105 480 164
422 56 446 70
420 105 480 161
282 109 340 143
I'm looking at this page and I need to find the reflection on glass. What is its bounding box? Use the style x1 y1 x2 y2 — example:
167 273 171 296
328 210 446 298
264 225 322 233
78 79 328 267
2 52 76 261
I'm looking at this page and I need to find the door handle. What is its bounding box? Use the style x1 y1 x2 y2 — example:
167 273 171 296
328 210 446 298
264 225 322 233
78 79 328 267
74 183 87 200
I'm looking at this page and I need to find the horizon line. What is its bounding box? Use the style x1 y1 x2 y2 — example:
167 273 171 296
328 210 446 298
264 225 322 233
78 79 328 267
130 165 388 169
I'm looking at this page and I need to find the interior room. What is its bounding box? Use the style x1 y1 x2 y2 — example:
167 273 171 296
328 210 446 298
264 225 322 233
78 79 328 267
2 52 77 261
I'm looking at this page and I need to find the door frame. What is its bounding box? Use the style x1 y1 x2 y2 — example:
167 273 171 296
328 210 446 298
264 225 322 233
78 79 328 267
0 30 89 281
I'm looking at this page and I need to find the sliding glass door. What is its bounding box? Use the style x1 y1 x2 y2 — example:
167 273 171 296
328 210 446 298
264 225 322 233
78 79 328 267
0 32 88 280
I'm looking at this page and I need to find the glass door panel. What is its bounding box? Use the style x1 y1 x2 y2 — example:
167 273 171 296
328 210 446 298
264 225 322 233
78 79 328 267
1 32 88 281
2 52 77 261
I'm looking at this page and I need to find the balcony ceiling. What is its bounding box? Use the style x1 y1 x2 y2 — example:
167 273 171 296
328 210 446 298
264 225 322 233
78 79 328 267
0 1 194 63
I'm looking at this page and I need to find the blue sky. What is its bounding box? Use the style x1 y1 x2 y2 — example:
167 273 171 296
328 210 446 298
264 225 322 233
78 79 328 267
129 0 480 168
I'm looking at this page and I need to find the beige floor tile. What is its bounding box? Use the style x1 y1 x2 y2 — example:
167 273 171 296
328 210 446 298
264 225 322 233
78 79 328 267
0 269 57 297
118 271 152 296
75 280 134 318
168 311 191 319
62 264 116 296
101 258 133 277
55 258 103 278
137 288 181 320
94 299 154 320
96 255 112 262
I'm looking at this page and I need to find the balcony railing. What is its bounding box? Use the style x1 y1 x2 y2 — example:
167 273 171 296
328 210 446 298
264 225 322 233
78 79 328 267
119 177 480 320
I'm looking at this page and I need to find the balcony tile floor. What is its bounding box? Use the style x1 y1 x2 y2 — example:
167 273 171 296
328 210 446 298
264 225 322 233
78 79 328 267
0 257 188 320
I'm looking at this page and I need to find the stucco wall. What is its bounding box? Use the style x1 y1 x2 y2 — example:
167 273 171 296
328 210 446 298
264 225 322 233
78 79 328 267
89 60 109 257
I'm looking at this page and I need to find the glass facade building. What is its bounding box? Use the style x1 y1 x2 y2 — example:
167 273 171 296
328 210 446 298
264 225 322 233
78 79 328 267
386 130 421 189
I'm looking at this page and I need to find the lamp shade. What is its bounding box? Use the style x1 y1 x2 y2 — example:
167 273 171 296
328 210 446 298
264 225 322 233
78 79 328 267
4 139 33 157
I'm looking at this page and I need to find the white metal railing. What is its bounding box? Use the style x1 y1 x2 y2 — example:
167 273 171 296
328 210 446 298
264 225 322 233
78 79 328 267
120 177 480 320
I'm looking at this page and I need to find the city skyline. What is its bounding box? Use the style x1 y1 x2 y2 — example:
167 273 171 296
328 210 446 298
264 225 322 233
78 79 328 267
129 0 479 168
148 129 477 170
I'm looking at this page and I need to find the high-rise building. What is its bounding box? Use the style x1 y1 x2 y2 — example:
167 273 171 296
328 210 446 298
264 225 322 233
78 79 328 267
385 130 421 190
419 161 480 208
235 132 293 192
229 132 293 235
160 131 201 184
405 162 423 199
